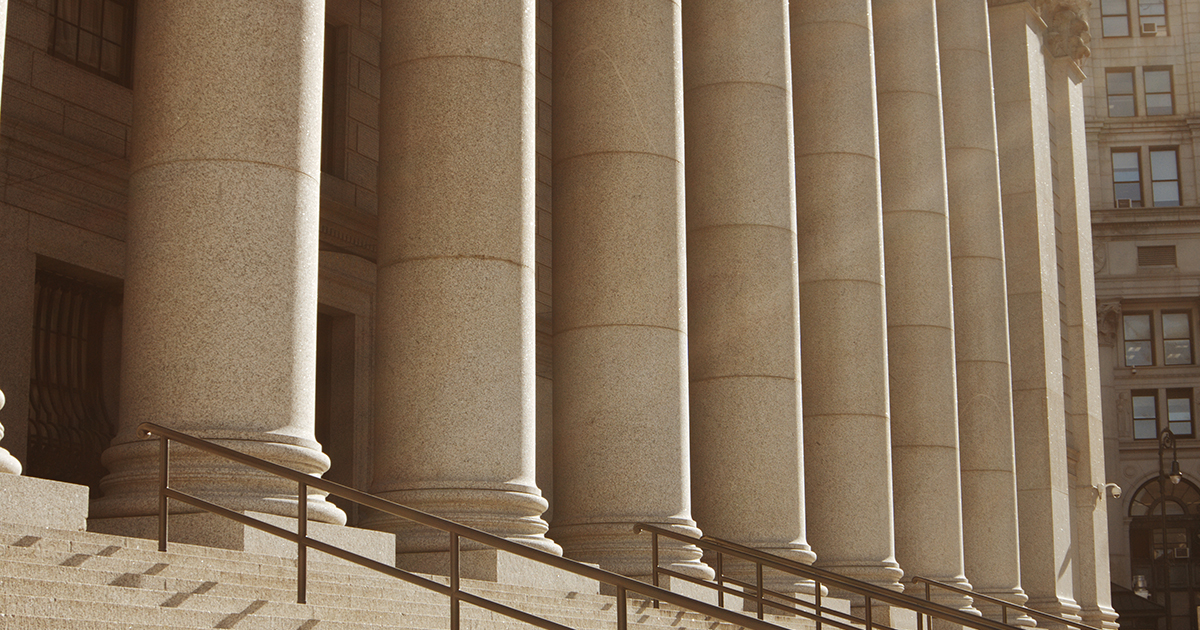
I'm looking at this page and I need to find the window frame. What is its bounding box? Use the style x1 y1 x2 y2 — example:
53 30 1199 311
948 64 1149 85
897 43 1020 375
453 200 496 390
1150 147 1181 207
1126 312 1156 367
1167 388 1195 437
1144 66 1175 116
1107 68 1137 117
1137 0 1168 35
1133 389 1160 440
1113 149 1145 208
50 0 135 87
1102 0 1133 37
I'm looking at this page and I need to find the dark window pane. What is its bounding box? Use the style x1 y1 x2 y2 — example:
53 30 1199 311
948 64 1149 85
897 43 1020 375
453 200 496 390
1163 313 1190 339
1140 0 1165 15
78 31 100 68
1151 150 1178 179
1145 70 1171 93
1114 183 1142 204
1168 397 1192 421
1114 152 1141 181
1109 71 1135 94
54 22 79 60
1135 419 1158 439
58 0 80 20
79 0 102 33
1153 181 1180 207
1146 93 1173 116
1134 394 1157 418
103 2 125 43
1170 421 1192 436
1126 314 1152 340
1164 339 1192 365
100 41 121 76
1103 0 1129 13
1109 94 1136 117
1104 16 1131 36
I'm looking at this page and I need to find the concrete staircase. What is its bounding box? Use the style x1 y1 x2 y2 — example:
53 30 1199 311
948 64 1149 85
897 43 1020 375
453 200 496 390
0 521 809 630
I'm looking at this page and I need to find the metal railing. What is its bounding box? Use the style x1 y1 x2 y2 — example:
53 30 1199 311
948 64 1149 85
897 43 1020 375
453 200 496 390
638 523 1042 630
141 422 793 630
911 576 1102 630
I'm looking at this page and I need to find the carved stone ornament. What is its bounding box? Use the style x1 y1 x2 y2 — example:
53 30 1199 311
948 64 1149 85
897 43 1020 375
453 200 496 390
1093 240 1108 273
1044 1 1092 63
1097 301 1122 347
1116 391 1131 438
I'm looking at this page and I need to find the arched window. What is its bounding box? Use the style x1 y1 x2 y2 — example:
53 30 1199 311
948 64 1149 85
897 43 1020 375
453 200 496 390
1130 478 1200 517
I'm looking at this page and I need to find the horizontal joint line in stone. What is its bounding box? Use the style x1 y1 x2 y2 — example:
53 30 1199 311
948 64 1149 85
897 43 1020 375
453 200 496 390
690 374 795 385
882 208 949 217
886 323 954 332
961 467 1019 474
382 254 526 269
684 80 786 95
384 55 528 74
893 444 960 452
954 358 1013 367
553 323 683 336
793 20 870 33
803 413 889 420
944 145 1000 156
131 158 317 183
948 254 1004 263
553 150 680 167
793 150 877 162
687 223 795 236
799 277 884 289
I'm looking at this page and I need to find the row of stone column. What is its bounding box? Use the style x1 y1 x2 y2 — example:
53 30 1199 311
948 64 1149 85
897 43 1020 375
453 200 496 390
29 0 1109 624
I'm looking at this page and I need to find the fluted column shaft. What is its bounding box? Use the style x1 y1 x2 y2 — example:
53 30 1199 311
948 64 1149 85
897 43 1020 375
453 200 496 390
683 0 815 591
94 0 343 525
872 0 972 611
937 0 1028 621
989 1 1080 619
1046 36 1120 629
550 0 711 580
792 0 903 592
367 1 558 557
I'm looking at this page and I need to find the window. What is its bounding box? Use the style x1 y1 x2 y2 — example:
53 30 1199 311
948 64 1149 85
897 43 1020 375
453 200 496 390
51 0 134 85
1114 150 1143 207
1168 389 1194 436
1127 314 1154 366
1124 309 1196 367
1145 68 1174 115
1139 0 1167 34
1134 390 1159 439
1150 149 1180 207
1102 0 1131 36
1107 69 1136 117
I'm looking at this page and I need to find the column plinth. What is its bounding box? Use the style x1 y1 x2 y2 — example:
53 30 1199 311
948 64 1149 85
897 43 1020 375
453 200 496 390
0 391 21 475
92 0 343 527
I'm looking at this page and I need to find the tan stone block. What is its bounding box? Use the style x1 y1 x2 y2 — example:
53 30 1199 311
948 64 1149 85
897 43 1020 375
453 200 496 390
798 280 889 418
681 0 789 91
0 475 88 530
382 0 530 68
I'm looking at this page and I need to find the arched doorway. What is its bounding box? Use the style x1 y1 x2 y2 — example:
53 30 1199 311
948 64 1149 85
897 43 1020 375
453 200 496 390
1130 477 1200 630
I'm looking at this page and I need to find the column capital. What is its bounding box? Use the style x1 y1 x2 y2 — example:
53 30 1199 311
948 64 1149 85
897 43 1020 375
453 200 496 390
1043 1 1092 63
1097 301 1122 347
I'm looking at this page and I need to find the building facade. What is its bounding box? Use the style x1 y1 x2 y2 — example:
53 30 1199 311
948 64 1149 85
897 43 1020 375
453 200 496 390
0 0 1117 626
1085 1 1200 629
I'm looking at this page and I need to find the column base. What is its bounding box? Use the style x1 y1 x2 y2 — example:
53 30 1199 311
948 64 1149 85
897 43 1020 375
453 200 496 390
0 448 21 475
904 575 981 615
814 559 905 597
973 587 1036 627
362 487 561 556
550 520 715 582
88 511 394 566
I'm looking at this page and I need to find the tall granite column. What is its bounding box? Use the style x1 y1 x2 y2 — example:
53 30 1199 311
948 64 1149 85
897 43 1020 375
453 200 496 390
550 0 712 579
872 0 973 611
872 0 976 609
792 0 904 592
683 0 816 591
0 0 21 477
937 0 1029 621
989 0 1080 619
366 1 559 556
92 0 344 525
1045 8 1119 626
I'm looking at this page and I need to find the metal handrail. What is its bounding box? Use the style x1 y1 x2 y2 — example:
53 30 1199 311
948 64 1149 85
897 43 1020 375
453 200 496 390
911 576 1101 630
140 422 792 630
637 523 1026 630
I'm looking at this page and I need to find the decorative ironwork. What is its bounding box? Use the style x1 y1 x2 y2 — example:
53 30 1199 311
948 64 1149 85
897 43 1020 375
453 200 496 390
26 269 117 495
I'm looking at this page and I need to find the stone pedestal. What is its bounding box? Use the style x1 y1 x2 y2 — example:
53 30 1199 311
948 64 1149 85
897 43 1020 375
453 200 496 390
366 0 558 557
791 0 903 593
937 0 1029 621
549 0 711 580
683 0 814 596
0 474 88 531
91 0 344 529
0 390 21 474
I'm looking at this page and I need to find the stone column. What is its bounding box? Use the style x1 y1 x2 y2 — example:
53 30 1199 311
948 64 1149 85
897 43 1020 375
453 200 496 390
1044 9 1119 626
937 0 1029 621
365 1 558 557
792 0 904 592
872 0 973 611
92 0 343 526
550 0 711 580
0 0 22 477
989 0 1080 619
1097 302 1129 588
683 0 815 592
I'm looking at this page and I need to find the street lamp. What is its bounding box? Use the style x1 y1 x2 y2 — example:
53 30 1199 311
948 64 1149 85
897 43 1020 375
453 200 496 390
1157 427 1182 627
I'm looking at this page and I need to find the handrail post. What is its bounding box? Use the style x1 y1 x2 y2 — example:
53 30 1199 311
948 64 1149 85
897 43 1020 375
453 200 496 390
716 552 724 609
298 480 307 604
756 562 764 619
651 531 660 609
618 585 628 630
450 532 460 630
158 435 169 553
815 576 822 630
865 595 873 630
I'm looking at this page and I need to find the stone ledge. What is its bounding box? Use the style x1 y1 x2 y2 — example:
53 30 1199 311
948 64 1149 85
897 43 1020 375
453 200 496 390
0 474 89 531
